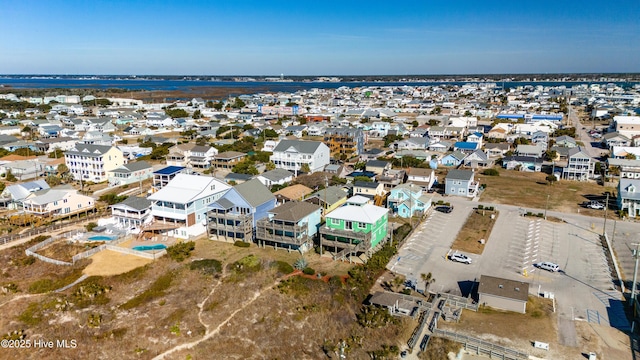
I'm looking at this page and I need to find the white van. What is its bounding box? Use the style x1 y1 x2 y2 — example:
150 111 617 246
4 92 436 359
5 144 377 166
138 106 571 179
536 262 559 272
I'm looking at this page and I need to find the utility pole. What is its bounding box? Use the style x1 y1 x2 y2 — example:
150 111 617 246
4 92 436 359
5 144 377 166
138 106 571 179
603 193 609 236
632 243 640 303
544 194 550 220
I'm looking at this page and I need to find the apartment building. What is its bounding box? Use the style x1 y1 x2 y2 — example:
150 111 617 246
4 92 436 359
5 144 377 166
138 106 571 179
64 144 125 182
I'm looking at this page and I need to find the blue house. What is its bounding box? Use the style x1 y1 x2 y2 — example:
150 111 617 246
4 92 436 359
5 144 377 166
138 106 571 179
453 141 480 154
387 183 432 218
207 179 276 242
445 169 479 198
256 201 322 252
441 151 467 167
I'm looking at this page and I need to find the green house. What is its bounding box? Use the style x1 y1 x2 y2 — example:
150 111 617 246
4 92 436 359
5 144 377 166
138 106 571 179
320 203 389 261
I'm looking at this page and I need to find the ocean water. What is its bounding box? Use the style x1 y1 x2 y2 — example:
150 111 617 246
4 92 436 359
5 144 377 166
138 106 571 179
0 77 637 92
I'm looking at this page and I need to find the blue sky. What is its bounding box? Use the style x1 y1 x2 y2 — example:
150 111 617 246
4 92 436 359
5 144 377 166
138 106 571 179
1 0 638 75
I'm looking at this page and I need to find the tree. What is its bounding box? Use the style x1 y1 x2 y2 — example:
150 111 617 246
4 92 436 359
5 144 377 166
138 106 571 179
353 175 372 183
213 101 224 111
165 108 189 118
625 153 637 160
265 162 276 171
546 174 557 185
48 148 65 158
411 120 419 127
353 161 367 170
232 98 246 109
544 150 558 161
263 129 278 139
420 272 435 294
5 170 16 182
300 163 311 174
232 159 259 175
193 109 202 119
45 175 62 187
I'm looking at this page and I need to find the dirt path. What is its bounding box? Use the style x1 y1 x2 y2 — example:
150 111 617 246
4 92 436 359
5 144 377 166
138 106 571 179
152 275 283 360
0 293 42 309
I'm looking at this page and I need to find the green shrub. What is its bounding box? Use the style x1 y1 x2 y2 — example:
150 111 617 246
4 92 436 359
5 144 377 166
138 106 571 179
190 259 222 275
120 271 175 310
233 241 250 248
85 222 98 232
232 255 262 273
28 279 55 294
271 260 294 275
302 267 315 275
482 169 500 176
166 241 195 262
477 205 484 210
33 235 51 242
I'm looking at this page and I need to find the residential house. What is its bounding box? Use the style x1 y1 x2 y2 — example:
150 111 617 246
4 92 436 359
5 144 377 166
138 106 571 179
503 156 543 172
531 131 549 147
602 132 631 149
34 137 77 154
441 151 466 167
167 144 218 169
353 181 386 202
485 143 511 158
270 140 330 174
255 201 322 252
207 179 276 242
555 135 577 148
152 166 188 191
107 161 153 187
444 169 479 198
466 132 484 146
223 172 254 184
562 147 594 181
110 196 152 229
319 202 389 261
365 160 391 175
64 144 125 183
613 116 640 139
463 149 491 168
606 158 640 179
212 151 247 169
323 127 365 157
359 148 385 161
256 168 294 187
1 159 44 181
376 168 405 191
618 178 640 218
393 137 429 151
305 186 349 216
21 185 94 217
387 183 432 218
406 167 437 190
487 124 512 139
428 140 452 152
516 144 545 158
273 184 313 205
81 131 115 146
0 180 50 209
478 275 530 314
147 174 231 239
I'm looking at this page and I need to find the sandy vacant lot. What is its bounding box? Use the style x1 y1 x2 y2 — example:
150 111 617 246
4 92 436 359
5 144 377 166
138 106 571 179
83 249 153 276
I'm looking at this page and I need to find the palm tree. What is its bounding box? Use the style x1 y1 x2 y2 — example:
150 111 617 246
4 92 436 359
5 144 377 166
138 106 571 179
420 272 435 295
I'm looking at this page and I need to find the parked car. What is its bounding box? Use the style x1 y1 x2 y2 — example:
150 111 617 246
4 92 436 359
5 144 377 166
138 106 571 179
535 261 559 272
587 201 605 210
449 252 472 264
435 206 453 213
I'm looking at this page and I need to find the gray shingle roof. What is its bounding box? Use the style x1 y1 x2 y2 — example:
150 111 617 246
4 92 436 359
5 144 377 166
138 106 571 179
268 201 321 222
259 168 294 182
112 196 151 211
65 144 114 157
446 169 474 181
272 140 323 154
233 179 275 207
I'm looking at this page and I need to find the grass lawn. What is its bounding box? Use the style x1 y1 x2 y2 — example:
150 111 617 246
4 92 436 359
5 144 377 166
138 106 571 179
478 169 614 214
451 209 498 254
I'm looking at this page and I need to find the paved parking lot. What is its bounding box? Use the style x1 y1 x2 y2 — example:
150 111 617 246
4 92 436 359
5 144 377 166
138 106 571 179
389 199 632 345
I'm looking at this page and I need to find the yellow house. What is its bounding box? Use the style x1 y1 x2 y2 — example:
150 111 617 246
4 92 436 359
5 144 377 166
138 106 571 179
65 144 125 183
305 185 348 217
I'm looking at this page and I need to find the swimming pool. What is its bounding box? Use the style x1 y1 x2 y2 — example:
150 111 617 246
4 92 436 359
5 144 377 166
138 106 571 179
132 244 167 251
88 235 117 241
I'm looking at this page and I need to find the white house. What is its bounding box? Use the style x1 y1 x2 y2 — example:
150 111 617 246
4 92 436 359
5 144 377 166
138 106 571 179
147 174 231 239
270 140 330 174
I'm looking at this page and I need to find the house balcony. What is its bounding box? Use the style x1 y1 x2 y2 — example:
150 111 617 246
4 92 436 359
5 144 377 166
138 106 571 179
207 213 252 231
112 209 149 220
255 219 309 245
319 226 372 242
151 207 188 220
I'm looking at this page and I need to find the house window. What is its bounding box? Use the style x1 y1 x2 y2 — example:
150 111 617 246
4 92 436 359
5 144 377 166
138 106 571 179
358 222 367 229
345 221 353 230
331 218 340 226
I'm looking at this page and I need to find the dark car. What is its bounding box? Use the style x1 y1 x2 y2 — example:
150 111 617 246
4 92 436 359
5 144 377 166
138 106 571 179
435 206 453 213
